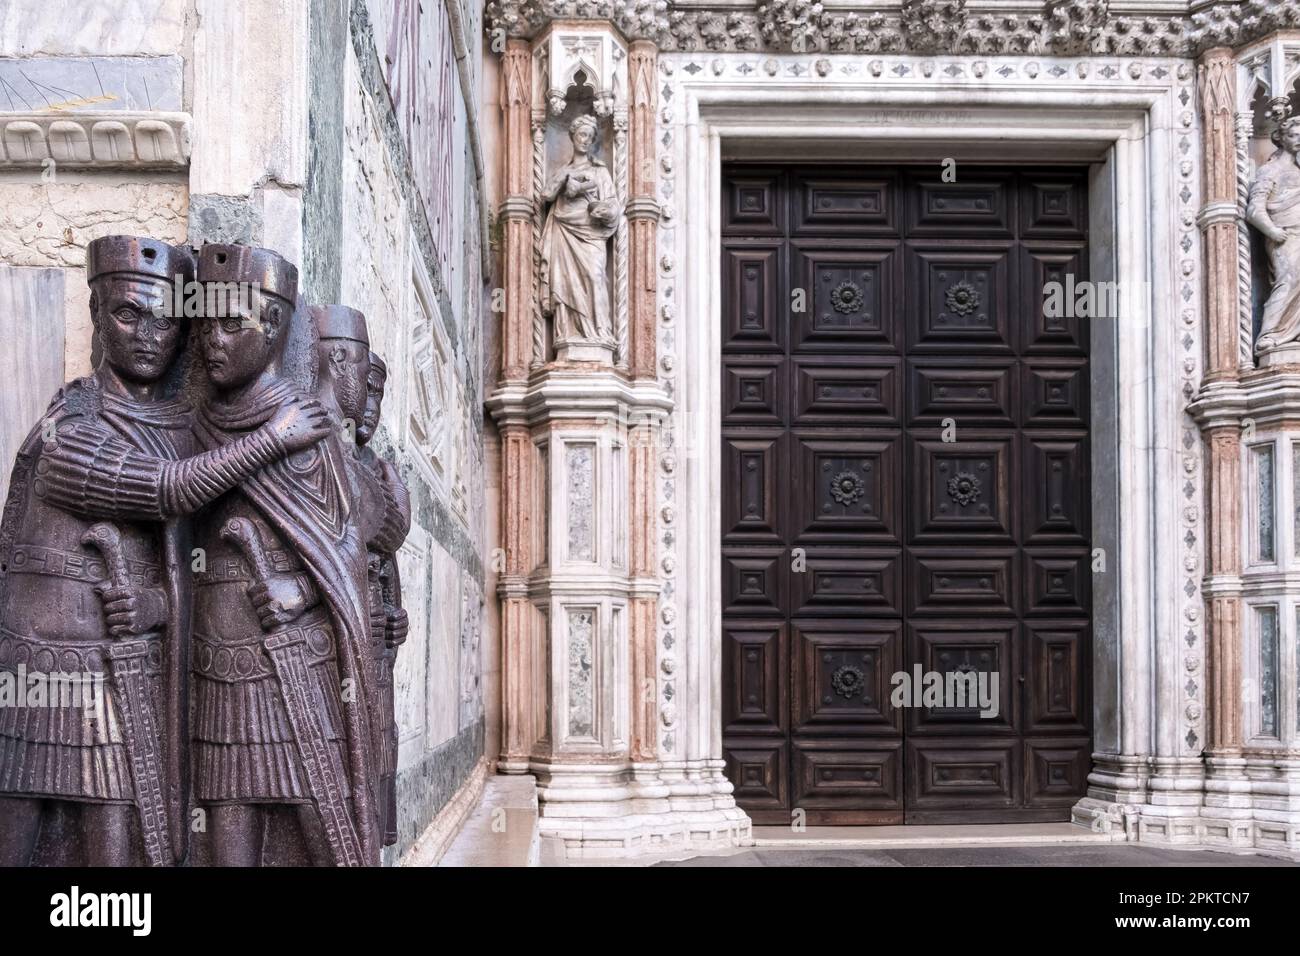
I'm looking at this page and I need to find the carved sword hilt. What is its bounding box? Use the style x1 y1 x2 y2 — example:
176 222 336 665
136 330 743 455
220 517 274 587
82 521 132 592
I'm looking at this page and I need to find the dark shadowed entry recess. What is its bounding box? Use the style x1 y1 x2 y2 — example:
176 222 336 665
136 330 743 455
720 166 1093 824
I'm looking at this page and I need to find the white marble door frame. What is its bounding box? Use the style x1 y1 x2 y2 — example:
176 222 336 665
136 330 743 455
660 55 1202 798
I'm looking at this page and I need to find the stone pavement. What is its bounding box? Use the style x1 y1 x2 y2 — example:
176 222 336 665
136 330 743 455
655 845 1298 867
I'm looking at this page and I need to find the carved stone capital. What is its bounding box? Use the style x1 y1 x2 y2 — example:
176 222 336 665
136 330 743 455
500 195 537 222
624 197 661 222
1196 200 1238 230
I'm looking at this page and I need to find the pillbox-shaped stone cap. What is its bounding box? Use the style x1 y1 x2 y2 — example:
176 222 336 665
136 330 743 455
86 235 195 285
311 304 369 345
197 243 298 305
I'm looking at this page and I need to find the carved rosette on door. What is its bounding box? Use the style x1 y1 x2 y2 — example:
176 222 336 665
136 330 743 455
721 166 1093 824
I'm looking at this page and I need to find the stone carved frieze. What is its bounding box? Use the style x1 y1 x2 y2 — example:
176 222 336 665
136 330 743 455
486 0 1300 57
900 0 967 54
1044 0 1107 56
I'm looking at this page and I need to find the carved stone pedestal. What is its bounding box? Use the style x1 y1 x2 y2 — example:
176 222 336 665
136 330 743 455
488 368 749 858
1259 344 1300 369
555 341 615 364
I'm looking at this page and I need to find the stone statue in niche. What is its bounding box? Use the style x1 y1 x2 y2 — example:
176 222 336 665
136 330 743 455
0 236 330 866
1248 116 1300 358
539 113 623 361
188 246 381 866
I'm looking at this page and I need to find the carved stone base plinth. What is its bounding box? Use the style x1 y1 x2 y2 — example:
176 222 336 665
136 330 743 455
531 760 751 860
1259 343 1300 369
1072 752 1300 859
554 340 615 364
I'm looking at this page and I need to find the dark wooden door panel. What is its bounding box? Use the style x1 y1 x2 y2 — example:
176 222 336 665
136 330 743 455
790 620 902 735
722 622 788 735
721 165 1092 824
793 356 903 427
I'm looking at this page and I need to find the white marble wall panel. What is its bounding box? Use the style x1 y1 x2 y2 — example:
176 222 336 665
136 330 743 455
395 522 431 769
0 267 64 504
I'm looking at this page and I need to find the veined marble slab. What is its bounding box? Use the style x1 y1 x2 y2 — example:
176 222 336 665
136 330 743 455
0 55 182 113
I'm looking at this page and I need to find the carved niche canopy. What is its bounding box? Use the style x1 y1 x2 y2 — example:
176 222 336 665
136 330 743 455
485 0 1300 57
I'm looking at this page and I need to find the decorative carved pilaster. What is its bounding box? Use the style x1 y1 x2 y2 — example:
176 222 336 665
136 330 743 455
627 41 659 381
499 425 538 768
628 417 658 762
1198 48 1239 384
1205 426 1242 752
502 40 536 383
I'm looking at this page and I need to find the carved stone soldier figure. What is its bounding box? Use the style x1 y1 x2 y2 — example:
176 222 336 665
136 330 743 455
0 236 330 866
311 306 408 846
539 114 623 358
357 352 410 845
189 248 380 866
1248 116 1300 356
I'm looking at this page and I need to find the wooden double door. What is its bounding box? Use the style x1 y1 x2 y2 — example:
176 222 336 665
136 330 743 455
720 165 1093 824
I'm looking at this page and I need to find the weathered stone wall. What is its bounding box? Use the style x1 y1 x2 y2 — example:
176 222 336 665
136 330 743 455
331 0 489 863
0 0 193 500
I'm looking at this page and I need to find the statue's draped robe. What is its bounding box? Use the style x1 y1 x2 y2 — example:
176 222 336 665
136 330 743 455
540 158 621 346
357 445 410 845
1254 154 1300 351
0 374 191 849
192 379 380 865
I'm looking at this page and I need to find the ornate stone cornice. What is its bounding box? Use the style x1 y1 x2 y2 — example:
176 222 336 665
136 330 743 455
0 111 190 168
484 0 1300 57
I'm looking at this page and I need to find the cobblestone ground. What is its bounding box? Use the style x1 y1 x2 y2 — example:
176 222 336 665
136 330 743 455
655 845 1297 867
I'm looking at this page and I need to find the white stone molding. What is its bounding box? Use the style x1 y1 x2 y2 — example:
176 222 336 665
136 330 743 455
653 49 1225 850
0 110 190 167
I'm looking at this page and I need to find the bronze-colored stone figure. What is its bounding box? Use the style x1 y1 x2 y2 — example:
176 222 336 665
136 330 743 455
0 236 330 866
311 306 408 848
1249 116 1300 354
189 248 380 866
358 352 410 845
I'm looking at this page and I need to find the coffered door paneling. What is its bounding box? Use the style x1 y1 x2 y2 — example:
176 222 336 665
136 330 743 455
722 166 1091 824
